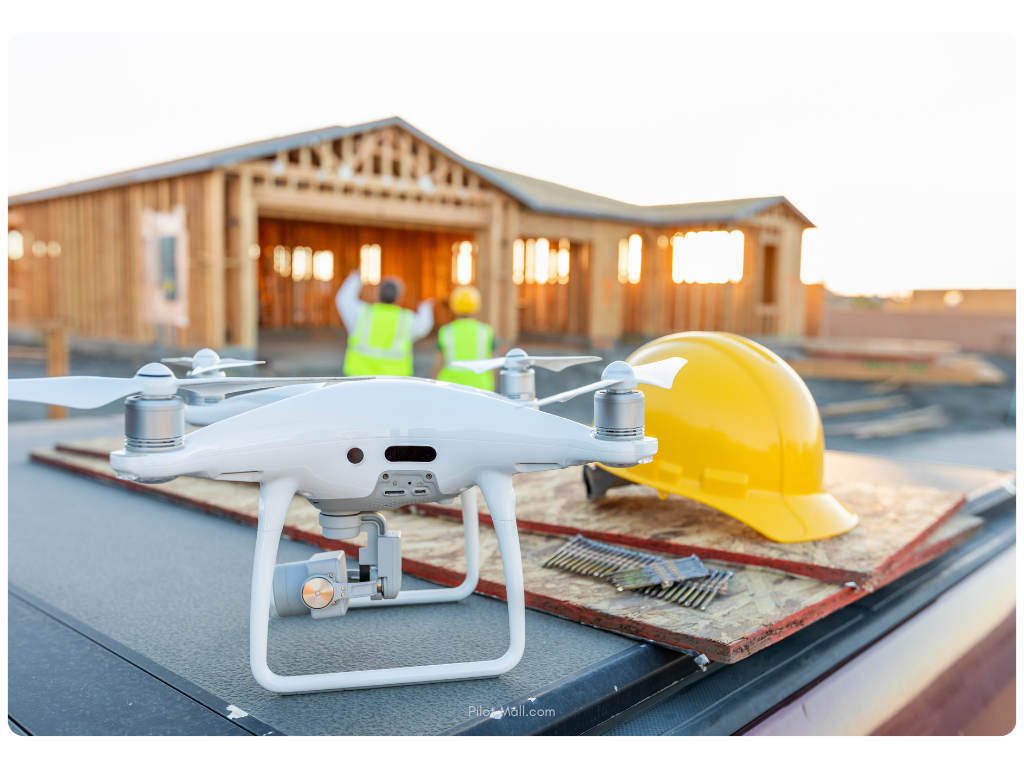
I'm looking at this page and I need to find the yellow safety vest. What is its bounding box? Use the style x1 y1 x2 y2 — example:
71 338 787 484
437 318 495 391
343 303 414 377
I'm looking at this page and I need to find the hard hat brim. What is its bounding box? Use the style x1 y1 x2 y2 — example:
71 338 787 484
599 464 859 543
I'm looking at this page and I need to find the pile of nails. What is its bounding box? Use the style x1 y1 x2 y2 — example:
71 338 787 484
542 534 734 611
630 568 734 610
541 535 662 578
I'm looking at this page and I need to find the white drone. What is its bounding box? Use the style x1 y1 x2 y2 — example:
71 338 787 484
8 350 686 694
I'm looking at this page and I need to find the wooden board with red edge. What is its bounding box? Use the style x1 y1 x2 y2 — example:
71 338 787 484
50 437 966 588
30 444 982 663
424 470 967 589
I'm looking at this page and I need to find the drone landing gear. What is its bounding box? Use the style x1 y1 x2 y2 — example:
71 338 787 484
347 488 480 608
249 475 524 694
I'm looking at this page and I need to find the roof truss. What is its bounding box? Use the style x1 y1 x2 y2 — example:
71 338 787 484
240 125 495 207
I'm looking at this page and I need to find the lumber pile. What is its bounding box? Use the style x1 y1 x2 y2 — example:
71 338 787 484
818 394 909 418
822 404 951 439
789 337 1006 386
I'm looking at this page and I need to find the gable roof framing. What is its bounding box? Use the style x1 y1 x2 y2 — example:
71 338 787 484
8 117 814 228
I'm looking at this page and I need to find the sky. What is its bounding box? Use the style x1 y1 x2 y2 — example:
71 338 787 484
7 28 1016 297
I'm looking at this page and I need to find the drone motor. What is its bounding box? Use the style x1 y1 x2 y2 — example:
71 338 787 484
499 366 536 401
593 388 645 441
124 395 186 453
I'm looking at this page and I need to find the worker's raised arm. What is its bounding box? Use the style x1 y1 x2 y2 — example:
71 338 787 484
410 297 436 341
335 270 365 332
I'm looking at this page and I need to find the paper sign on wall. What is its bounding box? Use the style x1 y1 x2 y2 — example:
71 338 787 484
141 205 190 328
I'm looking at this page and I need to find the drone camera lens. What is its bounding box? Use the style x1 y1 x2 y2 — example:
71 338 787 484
347 447 364 464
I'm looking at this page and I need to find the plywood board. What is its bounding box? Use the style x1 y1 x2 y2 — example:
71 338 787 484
29 447 980 663
51 437 965 588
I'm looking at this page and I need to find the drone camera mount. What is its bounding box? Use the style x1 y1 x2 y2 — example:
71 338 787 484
311 511 402 598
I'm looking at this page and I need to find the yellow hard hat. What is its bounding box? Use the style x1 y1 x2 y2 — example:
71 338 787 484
450 285 482 316
600 332 858 543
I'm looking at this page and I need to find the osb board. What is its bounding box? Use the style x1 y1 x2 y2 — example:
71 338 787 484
50 436 965 587
415 471 964 589
29 448 981 663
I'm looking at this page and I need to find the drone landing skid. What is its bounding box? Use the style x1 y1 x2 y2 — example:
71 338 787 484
249 474 523 694
347 489 480 609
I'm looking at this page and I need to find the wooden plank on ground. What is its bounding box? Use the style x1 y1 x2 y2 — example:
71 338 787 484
29 447 981 663
818 395 910 418
823 405 951 438
789 355 1006 385
800 337 961 362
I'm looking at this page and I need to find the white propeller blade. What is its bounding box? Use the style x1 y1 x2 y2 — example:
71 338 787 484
8 359 362 409
444 358 506 374
175 376 354 398
535 379 620 407
161 350 265 377
190 359 266 376
7 376 145 410
631 358 688 389
534 357 687 408
528 355 602 372
450 348 600 374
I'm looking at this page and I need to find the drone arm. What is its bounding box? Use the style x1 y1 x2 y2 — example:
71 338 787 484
348 489 480 607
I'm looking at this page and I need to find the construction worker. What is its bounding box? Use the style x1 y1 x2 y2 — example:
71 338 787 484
336 269 434 377
434 285 495 391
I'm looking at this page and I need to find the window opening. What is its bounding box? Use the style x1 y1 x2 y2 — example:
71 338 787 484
360 244 382 285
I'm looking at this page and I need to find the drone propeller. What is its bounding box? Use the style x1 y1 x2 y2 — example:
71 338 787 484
7 362 355 410
161 348 265 377
451 348 601 375
535 358 687 407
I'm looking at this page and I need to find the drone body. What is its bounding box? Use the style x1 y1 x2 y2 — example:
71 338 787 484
111 377 657 495
9 351 686 695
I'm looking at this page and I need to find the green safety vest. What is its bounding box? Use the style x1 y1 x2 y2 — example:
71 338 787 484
437 318 495 391
343 302 414 377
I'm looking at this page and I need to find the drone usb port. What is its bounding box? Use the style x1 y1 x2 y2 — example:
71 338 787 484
413 488 429 495
383 490 406 496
